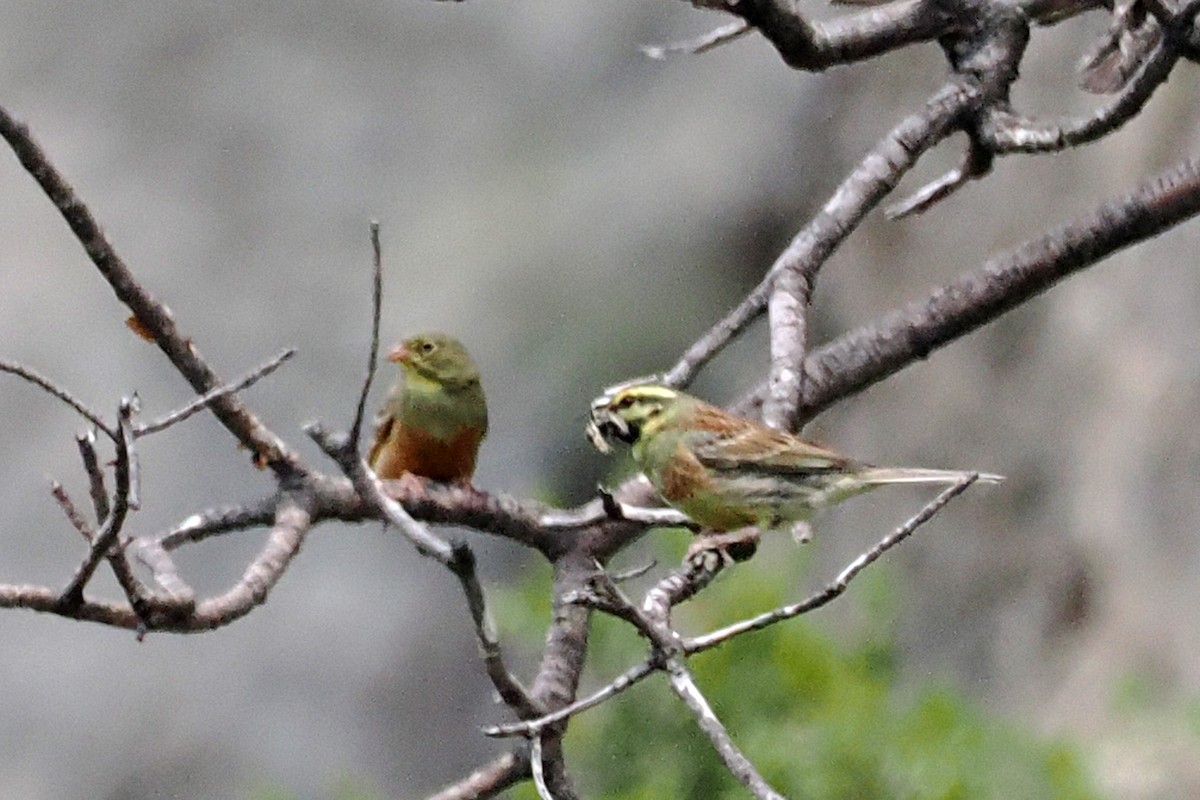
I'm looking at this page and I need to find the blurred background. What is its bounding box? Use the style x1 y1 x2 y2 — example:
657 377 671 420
1 2 1199 798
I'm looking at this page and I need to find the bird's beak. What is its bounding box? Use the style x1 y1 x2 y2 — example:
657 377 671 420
585 416 613 453
586 406 634 452
387 343 411 364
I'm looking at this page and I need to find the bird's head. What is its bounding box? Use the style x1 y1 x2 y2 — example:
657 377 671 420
586 383 680 453
388 332 480 387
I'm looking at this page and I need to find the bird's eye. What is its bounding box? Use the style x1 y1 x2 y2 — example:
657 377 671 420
421 341 436 353
615 396 635 410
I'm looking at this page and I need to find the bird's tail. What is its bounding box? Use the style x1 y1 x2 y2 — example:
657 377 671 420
855 467 1004 486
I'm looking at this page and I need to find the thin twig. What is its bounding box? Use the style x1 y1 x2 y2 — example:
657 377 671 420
540 492 693 530
350 221 383 449
157 499 278 550
59 398 136 608
104 539 155 627
529 735 555 800
305 423 456 563
567 571 672 647
643 547 729 618
134 349 296 437
666 660 785 800
886 134 993 219
575 563 783 798
686 475 978 653
641 20 751 59
609 559 657 583
982 41 1177 153
0 359 115 439
446 540 542 718
0 104 307 477
744 154 1200 423
716 0 944 70
0 498 310 631
134 540 198 608
425 750 529 800
121 397 141 511
75 429 109 523
662 78 981 390
484 660 659 738
50 481 93 541
182 498 312 629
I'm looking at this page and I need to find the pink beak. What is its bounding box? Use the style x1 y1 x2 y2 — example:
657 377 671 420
387 343 411 364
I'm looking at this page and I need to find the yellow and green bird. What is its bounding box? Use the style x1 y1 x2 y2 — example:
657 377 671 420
587 384 1000 538
369 332 488 484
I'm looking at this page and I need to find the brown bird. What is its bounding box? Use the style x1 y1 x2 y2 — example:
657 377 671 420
587 384 1001 541
369 332 488 485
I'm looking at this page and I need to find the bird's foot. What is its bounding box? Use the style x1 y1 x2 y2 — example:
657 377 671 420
449 477 484 496
395 472 429 498
686 528 760 566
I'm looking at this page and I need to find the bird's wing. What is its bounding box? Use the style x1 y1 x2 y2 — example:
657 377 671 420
367 393 401 468
687 406 851 476
367 416 392 468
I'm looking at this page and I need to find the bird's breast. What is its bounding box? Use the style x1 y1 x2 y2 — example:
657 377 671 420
374 422 483 482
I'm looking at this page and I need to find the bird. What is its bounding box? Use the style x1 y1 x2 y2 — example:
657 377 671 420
368 332 488 486
586 383 1001 543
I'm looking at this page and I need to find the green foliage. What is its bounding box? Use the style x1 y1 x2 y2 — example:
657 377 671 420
500 541 1103 800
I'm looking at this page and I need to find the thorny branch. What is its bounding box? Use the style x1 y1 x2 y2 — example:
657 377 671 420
4 0 1200 796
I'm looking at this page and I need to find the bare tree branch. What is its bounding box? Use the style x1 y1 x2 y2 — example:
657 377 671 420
574 559 785 798
665 662 785 800
59 397 136 608
0 359 115 439
186 497 312 630
134 349 296 437
156 499 278 550
447 540 542 719
665 78 982 394
774 155 1200 423
350 221 383 449
75 429 110 523
483 660 659 739
982 39 1176 153
4 3 1200 794
707 0 945 69
641 20 750 59
425 750 529 800
529 735 556 800
50 481 93 542
763 265 811 431
886 133 993 219
0 105 308 478
307 423 457 562
122 397 141 511
134 538 198 610
686 476 979 653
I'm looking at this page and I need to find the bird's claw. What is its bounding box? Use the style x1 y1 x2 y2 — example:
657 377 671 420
685 528 760 566
395 472 429 498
